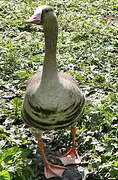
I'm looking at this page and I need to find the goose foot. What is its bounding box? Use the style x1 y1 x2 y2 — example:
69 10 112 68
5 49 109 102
59 148 81 166
44 161 65 178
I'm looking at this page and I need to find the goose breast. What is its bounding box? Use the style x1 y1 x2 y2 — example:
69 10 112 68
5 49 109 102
22 72 85 130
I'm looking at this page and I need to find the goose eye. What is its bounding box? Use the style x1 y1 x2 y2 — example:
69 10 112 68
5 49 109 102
45 9 49 13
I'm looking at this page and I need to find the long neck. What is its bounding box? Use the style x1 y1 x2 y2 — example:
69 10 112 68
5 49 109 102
41 21 58 82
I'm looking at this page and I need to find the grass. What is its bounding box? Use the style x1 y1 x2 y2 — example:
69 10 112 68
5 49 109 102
0 0 118 179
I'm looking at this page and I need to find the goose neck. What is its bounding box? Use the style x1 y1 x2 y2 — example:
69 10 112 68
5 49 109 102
42 23 58 80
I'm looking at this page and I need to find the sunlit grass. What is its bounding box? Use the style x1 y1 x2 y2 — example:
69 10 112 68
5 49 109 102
0 0 117 179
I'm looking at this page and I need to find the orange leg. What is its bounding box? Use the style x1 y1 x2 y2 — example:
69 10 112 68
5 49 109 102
37 139 65 178
59 125 81 166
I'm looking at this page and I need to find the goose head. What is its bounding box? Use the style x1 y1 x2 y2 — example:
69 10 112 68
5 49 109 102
25 5 57 26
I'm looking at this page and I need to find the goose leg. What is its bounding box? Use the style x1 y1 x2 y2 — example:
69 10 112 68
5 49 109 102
59 126 81 166
37 139 65 178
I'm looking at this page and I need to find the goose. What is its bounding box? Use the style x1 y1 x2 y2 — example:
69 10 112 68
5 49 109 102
22 5 85 179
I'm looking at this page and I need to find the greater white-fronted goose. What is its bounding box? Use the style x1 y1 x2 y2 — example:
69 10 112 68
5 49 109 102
22 5 85 179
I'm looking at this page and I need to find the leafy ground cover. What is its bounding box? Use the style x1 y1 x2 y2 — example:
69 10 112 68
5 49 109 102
0 0 118 179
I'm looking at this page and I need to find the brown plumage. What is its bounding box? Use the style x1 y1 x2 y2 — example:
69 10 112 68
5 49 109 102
22 5 85 178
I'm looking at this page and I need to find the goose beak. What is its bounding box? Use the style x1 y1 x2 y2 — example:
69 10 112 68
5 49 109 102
25 15 41 24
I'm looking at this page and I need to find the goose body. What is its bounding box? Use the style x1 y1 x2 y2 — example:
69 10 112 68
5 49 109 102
22 5 85 178
23 72 84 131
